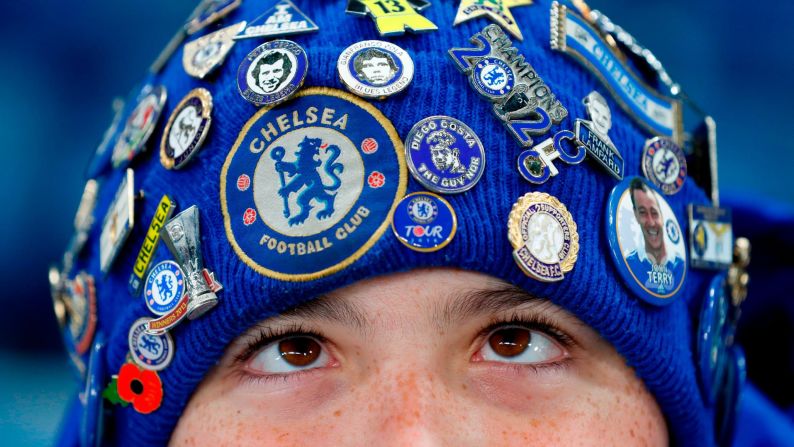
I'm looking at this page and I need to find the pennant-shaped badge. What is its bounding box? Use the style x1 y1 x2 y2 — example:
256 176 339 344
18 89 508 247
346 0 437 36
453 0 533 40
235 0 319 40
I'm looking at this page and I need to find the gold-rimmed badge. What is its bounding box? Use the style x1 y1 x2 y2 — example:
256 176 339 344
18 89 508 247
508 192 579 282
160 88 213 170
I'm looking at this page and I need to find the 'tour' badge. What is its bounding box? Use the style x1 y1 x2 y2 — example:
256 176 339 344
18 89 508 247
391 192 457 252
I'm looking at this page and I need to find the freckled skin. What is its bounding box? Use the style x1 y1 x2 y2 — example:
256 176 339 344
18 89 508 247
171 269 668 446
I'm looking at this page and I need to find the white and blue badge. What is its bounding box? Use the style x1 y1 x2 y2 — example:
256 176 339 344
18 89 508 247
237 40 308 107
144 261 186 316
128 317 174 371
221 87 407 281
186 0 241 35
160 88 213 170
337 40 414 100
391 192 457 252
517 130 586 184
62 272 97 357
111 85 167 168
642 136 687 195
606 177 687 305
405 116 485 194
99 169 135 273
449 24 568 148
697 274 731 405
574 91 624 180
551 2 682 143
183 21 246 79
235 0 318 40
508 192 579 282
689 205 733 270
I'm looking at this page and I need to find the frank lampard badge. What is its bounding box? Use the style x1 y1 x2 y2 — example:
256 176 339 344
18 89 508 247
508 192 579 282
221 87 407 281
688 204 733 270
391 192 457 252
235 0 319 40
574 91 624 180
237 40 308 107
111 85 166 168
337 40 414 99
642 136 687 195
99 169 135 273
606 177 687 305
346 0 438 36
160 88 213 170
405 116 485 194
128 318 174 371
183 21 246 79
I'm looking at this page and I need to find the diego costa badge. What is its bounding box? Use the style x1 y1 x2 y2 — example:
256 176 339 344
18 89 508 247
144 260 186 316
237 39 308 106
391 192 457 252
128 317 174 371
221 87 407 280
606 177 687 305
405 116 485 194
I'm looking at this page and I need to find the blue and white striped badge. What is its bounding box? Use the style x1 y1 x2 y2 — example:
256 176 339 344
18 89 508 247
551 2 682 143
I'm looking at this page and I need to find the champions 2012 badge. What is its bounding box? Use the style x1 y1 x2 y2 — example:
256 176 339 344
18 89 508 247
237 39 308 107
508 192 579 282
405 116 485 194
144 261 186 316
128 317 174 371
221 87 407 280
160 88 213 170
337 40 414 99
391 192 457 252
606 177 687 306
642 136 687 195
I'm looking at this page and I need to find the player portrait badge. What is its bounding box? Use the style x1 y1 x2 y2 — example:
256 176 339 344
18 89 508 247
606 177 687 305
221 87 407 280
99 169 135 273
574 91 624 180
237 39 308 106
235 0 319 40
391 192 457 252
129 318 174 371
508 192 579 282
405 116 485 194
111 85 166 168
160 88 213 170
337 40 414 99
183 21 246 79
642 136 687 195
144 261 186 316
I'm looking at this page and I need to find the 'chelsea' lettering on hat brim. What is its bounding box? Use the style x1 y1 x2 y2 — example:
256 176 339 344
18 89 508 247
220 87 407 281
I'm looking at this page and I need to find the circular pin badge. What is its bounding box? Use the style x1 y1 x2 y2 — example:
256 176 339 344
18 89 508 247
606 176 687 305
697 274 730 405
391 192 457 252
128 317 174 371
160 88 213 170
65 272 97 356
641 136 687 195
508 192 579 282
337 40 414 99
237 39 308 107
144 261 186 316
111 85 167 168
405 116 486 194
472 57 515 99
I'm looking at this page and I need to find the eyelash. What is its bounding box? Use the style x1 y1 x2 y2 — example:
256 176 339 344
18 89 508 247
475 313 577 351
234 323 328 365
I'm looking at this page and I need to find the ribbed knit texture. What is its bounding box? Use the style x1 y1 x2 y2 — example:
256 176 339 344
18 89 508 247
62 0 718 445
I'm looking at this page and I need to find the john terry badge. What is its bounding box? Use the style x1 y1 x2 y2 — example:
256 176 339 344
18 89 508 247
221 87 407 281
160 88 213 170
508 192 579 282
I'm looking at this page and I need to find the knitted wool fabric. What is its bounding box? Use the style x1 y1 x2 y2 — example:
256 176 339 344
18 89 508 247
59 0 721 445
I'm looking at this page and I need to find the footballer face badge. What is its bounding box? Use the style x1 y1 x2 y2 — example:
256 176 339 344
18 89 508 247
221 87 407 281
337 40 414 99
183 21 246 79
508 192 579 282
111 85 167 168
237 40 308 106
574 91 624 180
160 88 213 170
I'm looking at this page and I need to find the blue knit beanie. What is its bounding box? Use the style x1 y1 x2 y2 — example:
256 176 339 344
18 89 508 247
52 0 745 445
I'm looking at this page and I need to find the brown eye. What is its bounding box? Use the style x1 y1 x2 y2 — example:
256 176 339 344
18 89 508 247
279 337 321 367
488 327 531 358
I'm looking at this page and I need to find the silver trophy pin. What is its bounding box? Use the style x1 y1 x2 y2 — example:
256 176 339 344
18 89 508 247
160 205 222 320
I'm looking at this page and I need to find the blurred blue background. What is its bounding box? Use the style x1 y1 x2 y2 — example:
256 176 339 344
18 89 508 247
0 0 792 445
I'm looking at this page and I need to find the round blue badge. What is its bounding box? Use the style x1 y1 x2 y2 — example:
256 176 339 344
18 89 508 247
472 57 515 98
237 39 308 106
144 260 186 316
606 176 687 305
642 136 687 195
391 192 457 252
81 335 105 447
405 116 486 194
128 318 174 371
221 87 407 281
697 274 730 405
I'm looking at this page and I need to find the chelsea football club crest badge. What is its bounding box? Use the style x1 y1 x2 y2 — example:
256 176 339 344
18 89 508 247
391 192 457 252
128 318 174 371
642 136 687 195
221 87 407 280
144 261 186 316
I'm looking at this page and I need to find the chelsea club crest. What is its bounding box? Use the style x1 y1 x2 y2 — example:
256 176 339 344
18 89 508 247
221 87 407 280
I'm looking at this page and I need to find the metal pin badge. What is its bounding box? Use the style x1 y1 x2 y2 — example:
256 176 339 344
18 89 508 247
688 204 733 270
346 0 438 36
337 40 414 100
453 0 533 41
111 85 167 169
574 91 624 180
516 130 585 184
391 192 457 252
237 39 308 107
160 88 213 170
235 0 319 40
183 21 246 79
160 206 222 320
186 0 241 35
642 136 687 195
99 169 135 273
128 195 177 296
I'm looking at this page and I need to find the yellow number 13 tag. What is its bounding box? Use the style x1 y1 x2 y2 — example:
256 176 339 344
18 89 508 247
347 0 438 36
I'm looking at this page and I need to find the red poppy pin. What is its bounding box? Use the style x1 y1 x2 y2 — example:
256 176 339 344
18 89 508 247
103 362 163 414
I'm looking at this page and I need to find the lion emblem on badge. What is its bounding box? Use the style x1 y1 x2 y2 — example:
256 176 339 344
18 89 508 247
271 136 345 226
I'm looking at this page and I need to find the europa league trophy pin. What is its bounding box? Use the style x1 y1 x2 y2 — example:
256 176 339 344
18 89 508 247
160 205 222 320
